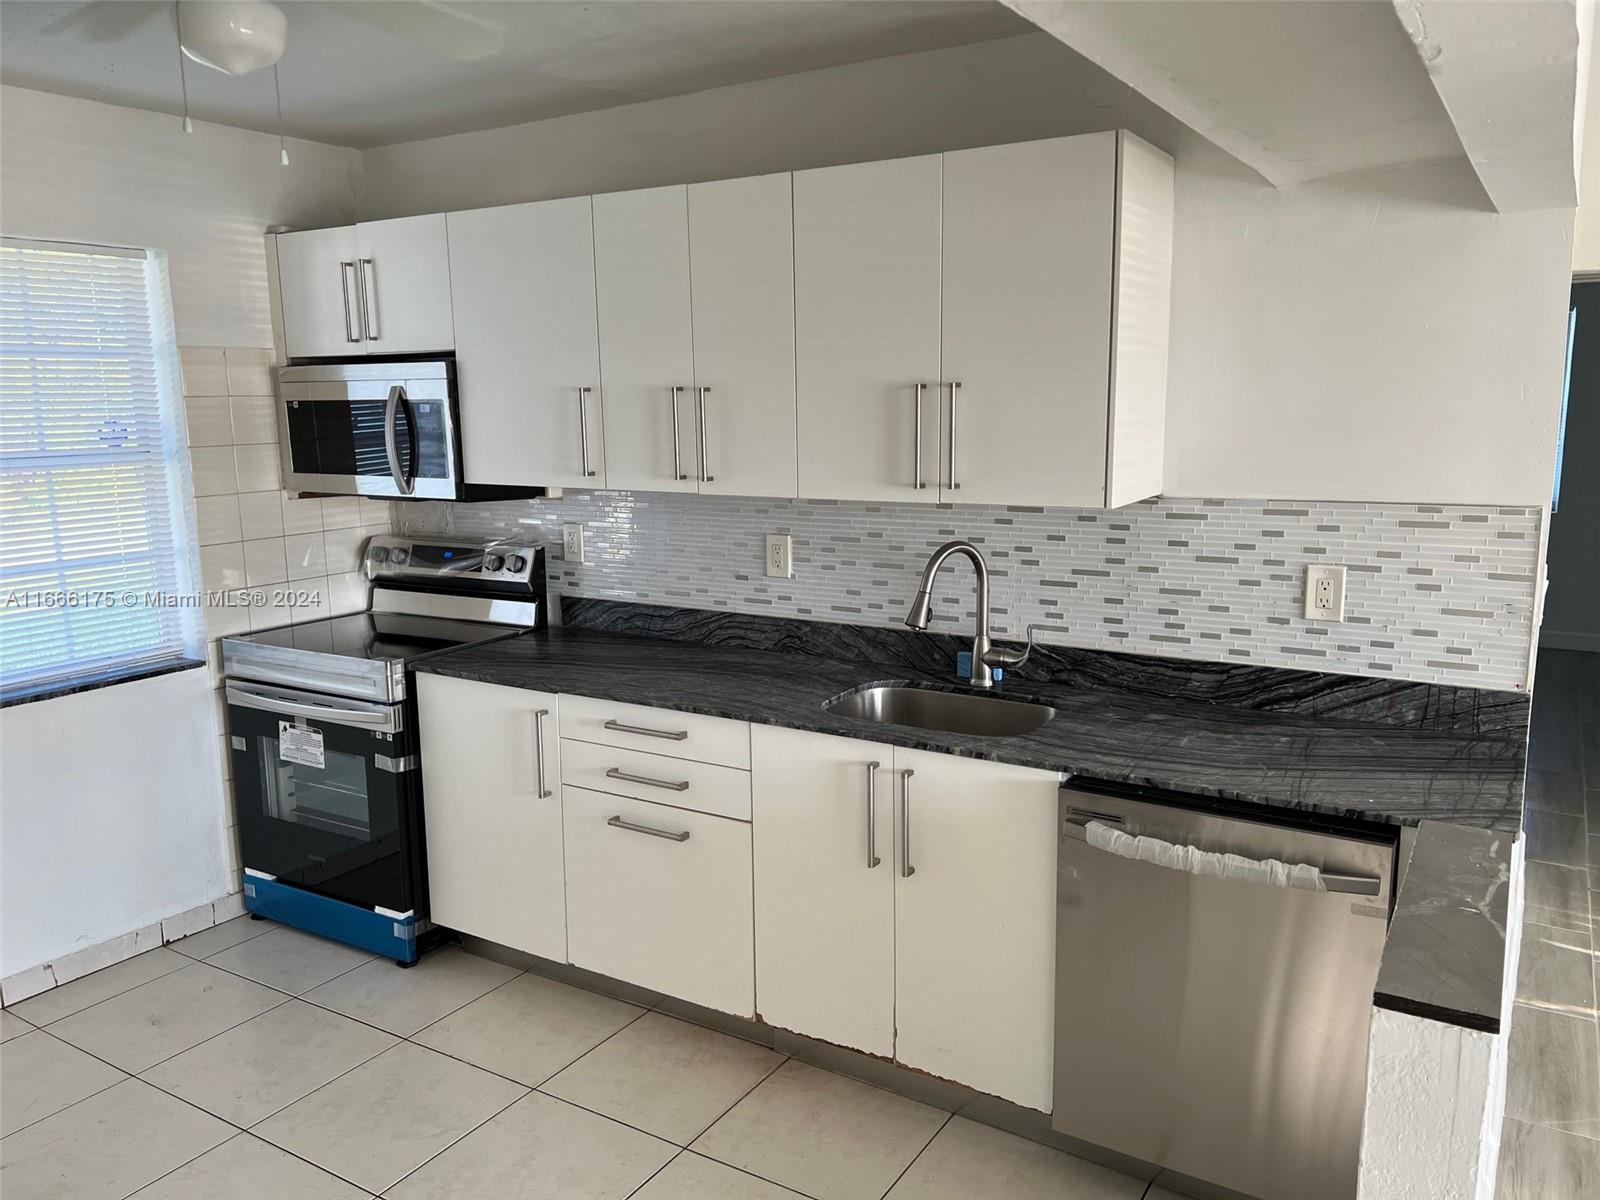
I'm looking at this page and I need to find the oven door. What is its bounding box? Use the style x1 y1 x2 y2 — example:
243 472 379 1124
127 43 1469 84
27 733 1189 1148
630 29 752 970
277 374 461 500
226 679 422 914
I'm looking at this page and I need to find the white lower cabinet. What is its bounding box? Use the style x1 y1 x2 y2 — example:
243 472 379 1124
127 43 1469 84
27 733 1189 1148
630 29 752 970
563 785 755 1017
750 726 895 1056
416 674 567 962
892 746 1059 1112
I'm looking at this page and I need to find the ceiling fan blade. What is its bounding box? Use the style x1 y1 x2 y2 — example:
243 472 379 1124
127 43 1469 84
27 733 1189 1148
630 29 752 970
324 0 505 63
38 0 167 43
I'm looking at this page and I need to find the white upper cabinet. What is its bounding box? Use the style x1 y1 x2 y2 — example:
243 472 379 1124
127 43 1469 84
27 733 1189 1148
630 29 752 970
688 173 798 499
594 186 698 494
750 726 894 1056
353 214 456 356
794 155 943 503
275 225 361 359
447 197 605 488
892 746 1059 1112
276 216 453 359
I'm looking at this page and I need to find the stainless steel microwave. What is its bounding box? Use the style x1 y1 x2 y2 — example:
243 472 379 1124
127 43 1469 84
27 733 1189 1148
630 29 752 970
275 359 463 500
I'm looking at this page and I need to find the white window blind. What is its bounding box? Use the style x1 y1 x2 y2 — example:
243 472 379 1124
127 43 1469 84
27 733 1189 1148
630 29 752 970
0 238 201 699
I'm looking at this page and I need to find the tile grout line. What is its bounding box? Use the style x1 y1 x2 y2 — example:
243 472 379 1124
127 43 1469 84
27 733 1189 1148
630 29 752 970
873 1110 954 1199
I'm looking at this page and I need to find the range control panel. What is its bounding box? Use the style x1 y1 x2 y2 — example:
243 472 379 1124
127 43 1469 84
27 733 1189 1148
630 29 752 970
365 535 539 585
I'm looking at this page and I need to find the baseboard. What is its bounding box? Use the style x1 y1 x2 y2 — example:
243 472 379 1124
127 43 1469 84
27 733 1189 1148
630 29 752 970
0 890 246 1006
1539 631 1600 653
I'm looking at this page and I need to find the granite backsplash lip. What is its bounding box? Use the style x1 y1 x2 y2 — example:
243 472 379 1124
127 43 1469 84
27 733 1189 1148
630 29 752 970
415 600 1527 834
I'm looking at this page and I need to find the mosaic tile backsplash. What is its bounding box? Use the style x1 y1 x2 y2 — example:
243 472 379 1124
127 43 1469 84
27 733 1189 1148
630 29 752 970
394 494 1542 691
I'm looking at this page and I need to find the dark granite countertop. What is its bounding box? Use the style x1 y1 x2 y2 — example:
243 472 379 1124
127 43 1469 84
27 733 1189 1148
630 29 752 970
414 599 1528 1032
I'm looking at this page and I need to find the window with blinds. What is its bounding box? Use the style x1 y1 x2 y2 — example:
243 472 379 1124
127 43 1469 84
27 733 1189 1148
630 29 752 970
0 238 201 700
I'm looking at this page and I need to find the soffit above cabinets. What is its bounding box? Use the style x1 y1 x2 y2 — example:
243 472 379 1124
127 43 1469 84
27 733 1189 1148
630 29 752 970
0 0 1031 148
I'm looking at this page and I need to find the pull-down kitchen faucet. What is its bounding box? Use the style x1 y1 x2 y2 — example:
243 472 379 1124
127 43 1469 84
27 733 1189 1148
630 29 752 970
904 540 1032 689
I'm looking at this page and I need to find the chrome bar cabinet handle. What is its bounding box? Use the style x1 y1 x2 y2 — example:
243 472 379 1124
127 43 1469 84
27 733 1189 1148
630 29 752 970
605 766 689 792
339 262 359 343
696 386 714 483
913 383 926 490
603 718 688 741
947 381 962 490
899 768 916 877
670 386 687 481
577 386 596 477
533 709 551 798
607 814 691 843
356 257 376 341
865 761 882 869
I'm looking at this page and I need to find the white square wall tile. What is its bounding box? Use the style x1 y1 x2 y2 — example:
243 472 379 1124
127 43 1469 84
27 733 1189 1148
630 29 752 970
292 578 331 623
359 498 391 524
244 538 288 587
284 532 328 580
249 592 294 631
190 446 238 497
320 496 362 530
238 490 286 539
195 495 242 546
235 444 281 493
282 495 324 535
205 592 252 639
184 396 233 448
225 346 275 396
201 543 246 591
328 571 368 615
322 526 369 573
230 394 278 445
180 347 227 397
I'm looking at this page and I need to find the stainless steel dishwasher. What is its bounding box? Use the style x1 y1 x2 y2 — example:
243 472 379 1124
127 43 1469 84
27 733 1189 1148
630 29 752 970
1052 783 1395 1200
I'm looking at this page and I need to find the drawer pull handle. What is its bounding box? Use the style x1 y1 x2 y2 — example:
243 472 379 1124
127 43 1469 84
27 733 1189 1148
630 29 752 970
603 719 689 741
605 767 690 792
607 815 691 843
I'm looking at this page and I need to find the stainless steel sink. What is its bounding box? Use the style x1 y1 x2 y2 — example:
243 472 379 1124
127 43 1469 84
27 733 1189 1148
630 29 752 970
823 684 1056 737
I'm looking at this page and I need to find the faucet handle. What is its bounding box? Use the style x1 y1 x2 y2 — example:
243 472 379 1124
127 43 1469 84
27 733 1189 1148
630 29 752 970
985 623 1053 670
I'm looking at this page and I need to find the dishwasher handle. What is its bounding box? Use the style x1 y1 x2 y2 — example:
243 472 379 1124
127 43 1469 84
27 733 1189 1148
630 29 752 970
1069 816 1381 896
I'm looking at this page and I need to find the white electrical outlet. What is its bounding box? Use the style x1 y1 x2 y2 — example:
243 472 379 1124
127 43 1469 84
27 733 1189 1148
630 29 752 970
765 533 793 579
562 523 585 564
1304 564 1347 621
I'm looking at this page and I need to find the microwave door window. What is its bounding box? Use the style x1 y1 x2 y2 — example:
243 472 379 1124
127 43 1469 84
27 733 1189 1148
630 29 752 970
284 399 399 478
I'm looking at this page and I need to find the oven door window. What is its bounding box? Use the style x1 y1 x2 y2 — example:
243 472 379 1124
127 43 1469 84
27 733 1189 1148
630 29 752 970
229 701 416 912
284 395 451 485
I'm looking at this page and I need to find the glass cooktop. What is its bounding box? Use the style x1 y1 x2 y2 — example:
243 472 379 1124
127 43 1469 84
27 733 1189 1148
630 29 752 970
234 612 523 665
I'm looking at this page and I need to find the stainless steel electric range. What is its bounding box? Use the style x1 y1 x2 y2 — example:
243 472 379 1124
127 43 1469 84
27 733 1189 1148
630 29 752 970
220 535 545 963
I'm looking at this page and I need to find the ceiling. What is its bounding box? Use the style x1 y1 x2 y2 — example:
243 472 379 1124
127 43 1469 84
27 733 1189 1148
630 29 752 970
0 0 1033 148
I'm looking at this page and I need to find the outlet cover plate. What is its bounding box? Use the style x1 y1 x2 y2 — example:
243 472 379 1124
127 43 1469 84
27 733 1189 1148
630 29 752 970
562 523 584 564
765 533 793 579
1304 564 1347 621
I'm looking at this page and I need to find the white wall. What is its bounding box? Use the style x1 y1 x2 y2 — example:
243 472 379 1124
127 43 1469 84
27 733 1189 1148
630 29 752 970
0 85 361 347
0 668 227 980
361 32 1573 509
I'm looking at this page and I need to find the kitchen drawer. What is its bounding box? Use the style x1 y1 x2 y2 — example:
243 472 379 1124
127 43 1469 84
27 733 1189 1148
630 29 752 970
563 785 754 1017
560 694 750 769
560 738 751 821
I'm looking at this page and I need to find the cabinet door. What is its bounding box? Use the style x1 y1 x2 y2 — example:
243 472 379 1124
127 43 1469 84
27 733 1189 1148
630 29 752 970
564 786 754 1016
893 747 1058 1111
940 135 1115 507
355 214 456 354
750 727 893 1055
593 186 697 493
276 226 360 359
689 173 798 498
416 674 566 961
447 198 605 487
794 156 942 502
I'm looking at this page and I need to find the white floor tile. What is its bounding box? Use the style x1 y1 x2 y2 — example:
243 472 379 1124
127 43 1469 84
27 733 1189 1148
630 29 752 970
128 1133 371 1200
47 962 285 1073
631 1151 809 1199
542 1011 784 1144
0 1078 232 1200
885 1116 1145 1199
253 1042 525 1194
170 916 272 961
694 1060 947 1200
384 1090 674 1200
302 947 519 1037
9 947 189 1026
141 999 397 1127
203 926 373 995
0 1008 34 1043
412 970 643 1086
0 1029 127 1136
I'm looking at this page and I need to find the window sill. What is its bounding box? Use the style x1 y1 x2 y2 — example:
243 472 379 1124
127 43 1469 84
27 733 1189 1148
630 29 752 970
1 657 206 710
